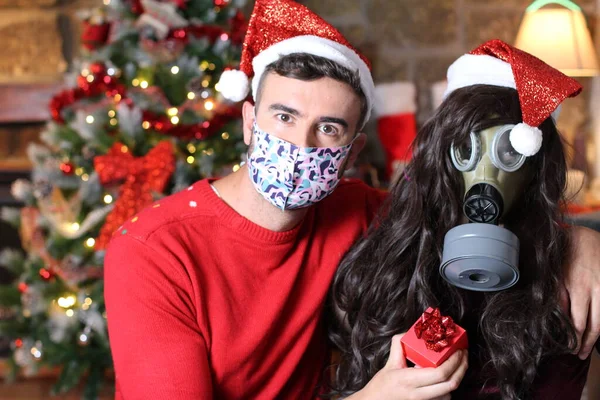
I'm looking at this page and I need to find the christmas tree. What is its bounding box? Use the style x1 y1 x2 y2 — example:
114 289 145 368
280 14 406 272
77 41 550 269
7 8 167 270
0 0 248 397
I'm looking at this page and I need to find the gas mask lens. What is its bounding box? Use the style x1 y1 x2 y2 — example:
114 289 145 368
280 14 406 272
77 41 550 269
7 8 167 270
450 132 480 172
451 125 526 173
490 125 526 172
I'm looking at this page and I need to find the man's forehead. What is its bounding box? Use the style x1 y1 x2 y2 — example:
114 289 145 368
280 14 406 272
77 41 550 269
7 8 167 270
261 72 351 95
260 72 314 93
259 74 359 109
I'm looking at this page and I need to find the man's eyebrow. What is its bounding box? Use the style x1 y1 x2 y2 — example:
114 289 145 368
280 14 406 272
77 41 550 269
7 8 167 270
267 104 349 129
268 103 304 117
318 116 348 129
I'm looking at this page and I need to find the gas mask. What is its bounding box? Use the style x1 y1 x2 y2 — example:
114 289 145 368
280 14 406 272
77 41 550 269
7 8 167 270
440 125 532 291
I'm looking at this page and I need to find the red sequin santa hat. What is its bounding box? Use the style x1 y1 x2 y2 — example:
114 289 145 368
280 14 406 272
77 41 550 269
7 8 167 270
216 0 375 125
444 39 582 156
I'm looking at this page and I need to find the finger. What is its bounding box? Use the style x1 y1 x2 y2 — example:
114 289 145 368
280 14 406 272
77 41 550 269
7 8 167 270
399 349 464 388
424 349 465 386
414 380 457 400
578 292 600 359
567 286 590 354
385 334 408 370
559 282 569 315
413 350 468 398
447 349 469 385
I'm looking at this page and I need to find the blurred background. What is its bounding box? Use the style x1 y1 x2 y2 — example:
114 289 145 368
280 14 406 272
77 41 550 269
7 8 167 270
0 0 599 398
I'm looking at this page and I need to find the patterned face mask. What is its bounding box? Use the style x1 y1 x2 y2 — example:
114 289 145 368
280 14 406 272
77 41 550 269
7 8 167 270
247 122 354 211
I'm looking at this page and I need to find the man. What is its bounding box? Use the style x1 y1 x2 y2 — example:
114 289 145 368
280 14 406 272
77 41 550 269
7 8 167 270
105 0 600 399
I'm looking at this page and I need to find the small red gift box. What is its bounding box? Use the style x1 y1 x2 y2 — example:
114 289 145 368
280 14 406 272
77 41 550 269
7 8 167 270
400 307 468 368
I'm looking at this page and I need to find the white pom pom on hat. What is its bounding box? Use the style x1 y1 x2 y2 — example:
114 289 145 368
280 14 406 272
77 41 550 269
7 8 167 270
444 39 582 157
217 70 250 102
509 123 543 157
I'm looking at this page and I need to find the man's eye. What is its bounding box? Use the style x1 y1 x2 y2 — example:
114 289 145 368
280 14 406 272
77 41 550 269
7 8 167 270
319 125 338 135
277 114 291 123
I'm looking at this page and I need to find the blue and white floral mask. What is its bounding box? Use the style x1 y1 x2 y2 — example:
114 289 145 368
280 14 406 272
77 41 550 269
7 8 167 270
247 122 354 211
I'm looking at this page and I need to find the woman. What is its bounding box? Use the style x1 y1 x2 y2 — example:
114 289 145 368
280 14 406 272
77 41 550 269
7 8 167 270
328 40 597 399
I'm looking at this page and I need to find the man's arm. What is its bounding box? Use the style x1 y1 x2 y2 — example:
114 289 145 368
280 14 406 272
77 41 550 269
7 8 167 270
105 235 213 399
564 226 600 359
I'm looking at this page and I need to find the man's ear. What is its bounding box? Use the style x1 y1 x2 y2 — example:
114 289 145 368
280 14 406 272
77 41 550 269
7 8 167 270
345 132 367 168
242 101 255 145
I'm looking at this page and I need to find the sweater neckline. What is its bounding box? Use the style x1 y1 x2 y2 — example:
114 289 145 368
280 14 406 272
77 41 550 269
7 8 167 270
198 179 312 244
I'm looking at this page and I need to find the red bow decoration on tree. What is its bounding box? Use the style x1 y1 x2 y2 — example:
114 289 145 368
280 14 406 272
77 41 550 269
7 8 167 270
93 141 175 249
414 308 457 352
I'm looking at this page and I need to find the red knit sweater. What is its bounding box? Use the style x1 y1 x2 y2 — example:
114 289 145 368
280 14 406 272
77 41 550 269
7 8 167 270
104 178 385 399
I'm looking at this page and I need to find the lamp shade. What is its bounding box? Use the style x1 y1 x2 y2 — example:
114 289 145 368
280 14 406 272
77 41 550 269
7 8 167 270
515 3 599 76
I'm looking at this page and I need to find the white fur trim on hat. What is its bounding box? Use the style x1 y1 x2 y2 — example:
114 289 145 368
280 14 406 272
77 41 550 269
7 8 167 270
250 35 375 125
444 54 516 98
510 123 543 156
216 69 250 102
374 82 416 118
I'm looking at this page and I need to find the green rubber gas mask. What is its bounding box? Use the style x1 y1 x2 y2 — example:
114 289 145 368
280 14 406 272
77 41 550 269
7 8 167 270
450 124 532 224
439 125 533 292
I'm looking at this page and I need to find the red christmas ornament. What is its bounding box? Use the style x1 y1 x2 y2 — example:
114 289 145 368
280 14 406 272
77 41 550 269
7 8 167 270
39 268 53 281
93 141 176 249
129 0 144 14
60 162 75 175
14 338 23 348
18 282 28 293
81 21 111 51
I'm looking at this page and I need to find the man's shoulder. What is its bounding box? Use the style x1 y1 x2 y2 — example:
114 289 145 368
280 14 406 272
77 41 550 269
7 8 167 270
113 179 215 242
317 178 387 226
326 178 386 205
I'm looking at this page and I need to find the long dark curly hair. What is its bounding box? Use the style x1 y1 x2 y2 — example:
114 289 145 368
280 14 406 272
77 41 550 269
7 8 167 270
328 85 577 399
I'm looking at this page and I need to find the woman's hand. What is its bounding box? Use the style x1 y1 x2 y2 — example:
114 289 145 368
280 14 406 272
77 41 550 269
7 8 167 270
563 226 600 359
348 334 468 400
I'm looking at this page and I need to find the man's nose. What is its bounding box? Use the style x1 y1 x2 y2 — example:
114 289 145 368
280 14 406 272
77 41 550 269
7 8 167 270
290 125 318 148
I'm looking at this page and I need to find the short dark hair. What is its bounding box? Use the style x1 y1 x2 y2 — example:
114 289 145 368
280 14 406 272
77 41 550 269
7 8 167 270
255 53 368 130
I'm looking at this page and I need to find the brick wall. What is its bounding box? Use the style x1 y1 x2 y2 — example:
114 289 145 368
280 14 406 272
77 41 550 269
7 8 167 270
303 0 597 124
0 0 100 84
